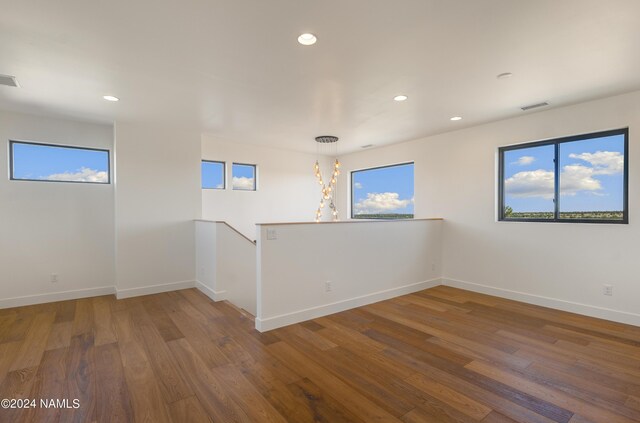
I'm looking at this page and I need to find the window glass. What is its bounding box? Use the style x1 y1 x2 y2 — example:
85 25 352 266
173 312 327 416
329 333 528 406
352 163 414 219
232 163 256 191
559 134 625 220
11 141 110 184
503 145 555 219
202 161 225 189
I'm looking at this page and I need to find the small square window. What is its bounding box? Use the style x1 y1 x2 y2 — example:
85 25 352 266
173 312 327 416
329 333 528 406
202 160 225 189
232 163 256 191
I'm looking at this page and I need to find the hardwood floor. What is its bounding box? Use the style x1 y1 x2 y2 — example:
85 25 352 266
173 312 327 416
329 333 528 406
0 286 639 422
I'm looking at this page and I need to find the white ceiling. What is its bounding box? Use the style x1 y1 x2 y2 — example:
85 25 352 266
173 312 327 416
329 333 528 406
1 0 639 154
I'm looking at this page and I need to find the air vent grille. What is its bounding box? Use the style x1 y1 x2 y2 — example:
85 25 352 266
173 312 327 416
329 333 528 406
521 102 549 111
0 74 19 88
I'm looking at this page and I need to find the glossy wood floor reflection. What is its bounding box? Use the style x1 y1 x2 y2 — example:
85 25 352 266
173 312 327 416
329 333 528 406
1 286 640 423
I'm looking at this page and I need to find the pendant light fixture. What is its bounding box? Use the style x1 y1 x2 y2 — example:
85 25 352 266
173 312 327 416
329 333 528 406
313 136 340 222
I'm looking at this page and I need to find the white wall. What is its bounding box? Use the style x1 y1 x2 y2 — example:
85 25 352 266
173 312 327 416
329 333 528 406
114 122 201 298
195 220 218 298
256 219 443 331
337 90 640 326
195 220 257 314
216 222 256 314
0 111 115 306
202 136 333 240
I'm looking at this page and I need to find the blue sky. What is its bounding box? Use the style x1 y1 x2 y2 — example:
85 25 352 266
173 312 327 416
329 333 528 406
352 163 414 215
504 134 625 212
12 142 109 183
202 161 225 189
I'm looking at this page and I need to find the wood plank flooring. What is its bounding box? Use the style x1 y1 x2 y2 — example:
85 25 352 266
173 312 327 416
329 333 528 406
0 286 639 422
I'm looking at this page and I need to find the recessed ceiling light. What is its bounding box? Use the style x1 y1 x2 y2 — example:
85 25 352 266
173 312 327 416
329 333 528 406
450 116 462 121
103 95 119 102
497 72 513 80
361 144 374 149
297 33 317 46
393 95 408 102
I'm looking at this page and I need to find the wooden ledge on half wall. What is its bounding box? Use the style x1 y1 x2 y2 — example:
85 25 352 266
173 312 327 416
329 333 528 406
255 218 444 226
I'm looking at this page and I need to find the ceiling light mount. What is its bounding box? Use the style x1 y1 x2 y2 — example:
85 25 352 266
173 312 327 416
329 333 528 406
497 72 513 80
315 135 339 144
298 33 317 46
0 74 20 88
393 95 408 102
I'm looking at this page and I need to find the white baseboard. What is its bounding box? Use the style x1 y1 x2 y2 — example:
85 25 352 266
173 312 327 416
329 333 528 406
116 280 196 299
255 278 442 332
0 286 116 309
195 281 228 301
443 278 640 327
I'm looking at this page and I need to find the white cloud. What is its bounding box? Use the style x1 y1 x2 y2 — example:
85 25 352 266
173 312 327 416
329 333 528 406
232 176 254 190
354 192 412 214
559 164 601 196
505 163 616 199
514 156 535 166
44 167 108 183
504 150 623 199
569 151 623 175
354 182 363 189
216 183 224 189
504 169 555 199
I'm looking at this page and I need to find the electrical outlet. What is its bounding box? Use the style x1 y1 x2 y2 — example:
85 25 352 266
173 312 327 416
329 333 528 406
266 228 277 240
603 284 613 296
325 281 332 292
51 274 58 284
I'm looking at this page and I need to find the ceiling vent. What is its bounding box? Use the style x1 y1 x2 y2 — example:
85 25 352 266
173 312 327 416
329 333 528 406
521 101 549 111
0 74 19 88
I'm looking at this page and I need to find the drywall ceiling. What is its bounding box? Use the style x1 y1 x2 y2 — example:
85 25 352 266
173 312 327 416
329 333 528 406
0 0 639 154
